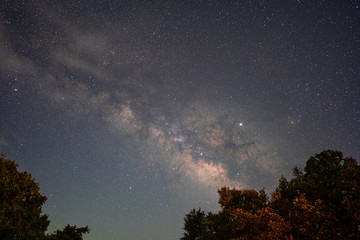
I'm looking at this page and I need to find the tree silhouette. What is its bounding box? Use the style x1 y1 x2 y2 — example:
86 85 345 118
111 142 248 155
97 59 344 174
276 150 360 239
46 224 90 240
0 153 90 240
181 209 208 240
0 153 49 240
181 150 360 240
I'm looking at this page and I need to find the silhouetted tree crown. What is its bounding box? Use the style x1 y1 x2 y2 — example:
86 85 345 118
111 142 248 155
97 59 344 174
181 150 360 240
0 153 49 240
0 153 90 240
46 224 90 240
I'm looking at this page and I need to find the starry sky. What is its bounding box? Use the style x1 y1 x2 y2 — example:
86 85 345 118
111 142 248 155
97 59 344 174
0 1 359 239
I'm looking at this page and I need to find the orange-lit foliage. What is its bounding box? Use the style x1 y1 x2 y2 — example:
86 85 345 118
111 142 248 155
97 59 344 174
231 206 291 240
182 150 360 240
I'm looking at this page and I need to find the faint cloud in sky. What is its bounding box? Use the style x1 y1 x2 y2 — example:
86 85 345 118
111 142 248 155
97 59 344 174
0 135 8 146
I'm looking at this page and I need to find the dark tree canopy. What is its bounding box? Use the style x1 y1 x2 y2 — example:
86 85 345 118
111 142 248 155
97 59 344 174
0 153 50 240
181 150 360 240
0 153 90 240
276 150 360 239
181 209 208 240
46 224 90 240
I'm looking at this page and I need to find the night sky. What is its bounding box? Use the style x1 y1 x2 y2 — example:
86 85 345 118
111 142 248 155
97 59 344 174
1 1 359 239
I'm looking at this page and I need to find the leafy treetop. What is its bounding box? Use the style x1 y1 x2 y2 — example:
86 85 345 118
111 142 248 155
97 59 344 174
0 153 90 240
181 150 360 240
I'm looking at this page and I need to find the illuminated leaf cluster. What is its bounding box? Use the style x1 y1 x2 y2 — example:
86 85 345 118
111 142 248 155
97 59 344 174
182 150 360 240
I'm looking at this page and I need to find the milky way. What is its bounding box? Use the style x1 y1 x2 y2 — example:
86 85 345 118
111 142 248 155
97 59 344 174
1 1 359 239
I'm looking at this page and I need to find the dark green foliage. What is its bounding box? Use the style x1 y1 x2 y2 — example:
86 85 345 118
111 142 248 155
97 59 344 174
182 150 360 240
277 150 360 239
46 224 90 240
181 209 208 240
0 153 50 240
0 153 90 240
181 208 234 240
202 211 233 240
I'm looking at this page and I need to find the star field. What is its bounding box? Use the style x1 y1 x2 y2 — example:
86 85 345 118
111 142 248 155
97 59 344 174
1 1 359 239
